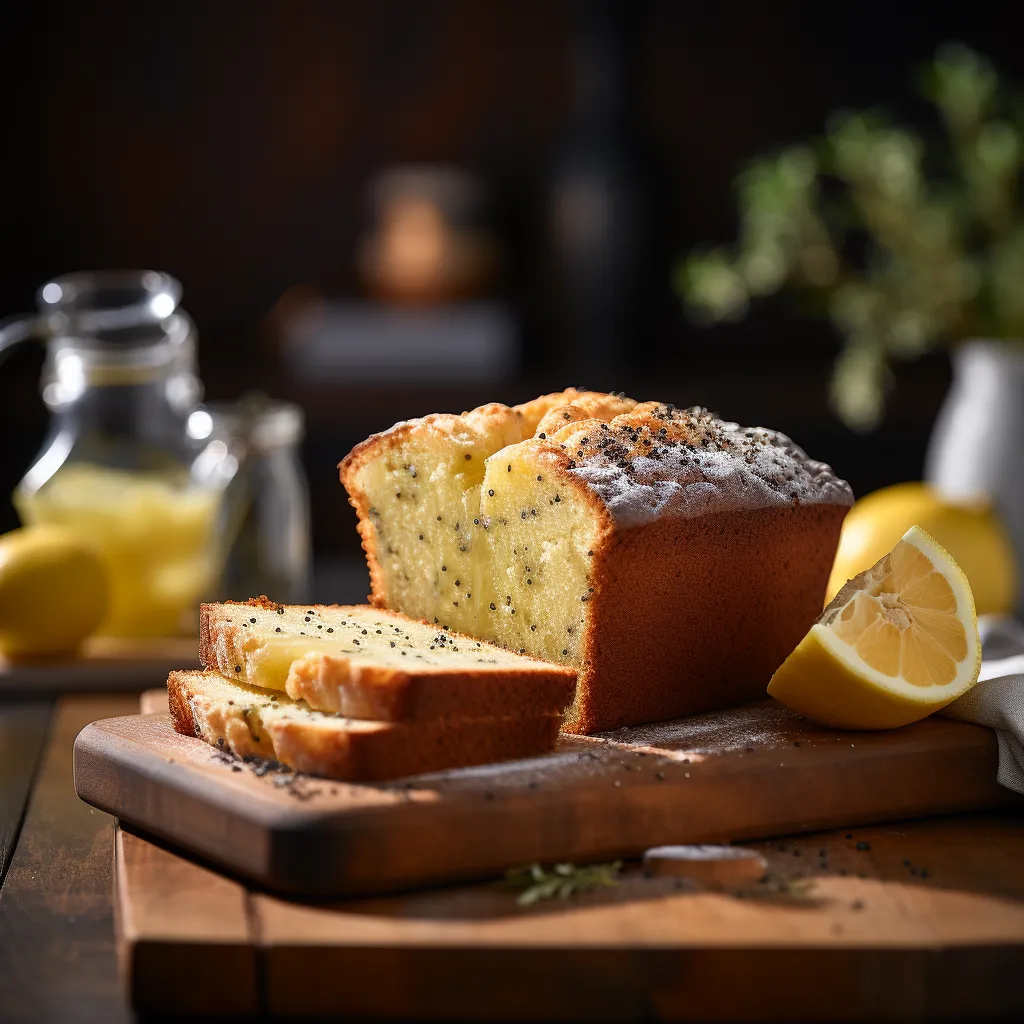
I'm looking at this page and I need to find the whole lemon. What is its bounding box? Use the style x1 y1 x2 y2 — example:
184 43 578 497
0 526 110 658
826 482 1018 616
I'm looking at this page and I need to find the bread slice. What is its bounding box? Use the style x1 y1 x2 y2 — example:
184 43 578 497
199 598 575 721
339 389 852 733
168 670 563 781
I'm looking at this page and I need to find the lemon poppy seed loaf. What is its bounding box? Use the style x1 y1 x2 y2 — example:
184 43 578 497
340 389 853 733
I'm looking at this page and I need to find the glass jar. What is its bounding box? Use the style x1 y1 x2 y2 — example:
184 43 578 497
0 270 226 636
197 393 311 604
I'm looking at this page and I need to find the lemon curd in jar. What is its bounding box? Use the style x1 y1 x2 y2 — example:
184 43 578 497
3 271 231 638
15 464 219 637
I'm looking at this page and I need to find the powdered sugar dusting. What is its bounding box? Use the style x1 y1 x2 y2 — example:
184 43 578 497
414 749 585 782
562 407 852 528
595 702 804 753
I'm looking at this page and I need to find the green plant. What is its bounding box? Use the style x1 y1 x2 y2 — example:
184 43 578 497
499 860 622 905
678 44 1024 430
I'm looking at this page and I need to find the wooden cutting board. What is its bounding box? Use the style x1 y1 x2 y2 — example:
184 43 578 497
75 696 1018 897
115 816 1024 1019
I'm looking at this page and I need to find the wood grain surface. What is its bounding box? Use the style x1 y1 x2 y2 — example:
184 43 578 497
0 702 50 886
115 829 258 1016
0 636 198 695
75 700 1018 897
116 813 1024 1020
0 696 137 1024
5 692 1024 1021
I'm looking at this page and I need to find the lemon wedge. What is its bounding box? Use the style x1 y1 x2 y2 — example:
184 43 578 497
768 525 981 729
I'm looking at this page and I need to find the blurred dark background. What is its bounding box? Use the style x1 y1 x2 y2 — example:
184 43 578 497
0 0 1015 561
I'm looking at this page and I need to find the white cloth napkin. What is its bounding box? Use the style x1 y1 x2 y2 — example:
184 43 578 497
941 617 1024 795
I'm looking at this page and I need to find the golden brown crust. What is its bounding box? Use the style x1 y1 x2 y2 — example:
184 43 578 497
284 656 574 721
166 671 197 736
534 394 637 438
339 436 399 607
562 502 849 732
268 709 562 781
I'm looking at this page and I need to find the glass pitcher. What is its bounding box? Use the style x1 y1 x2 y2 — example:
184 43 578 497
0 270 234 636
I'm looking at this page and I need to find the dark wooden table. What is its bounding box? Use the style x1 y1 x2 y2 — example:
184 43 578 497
5 692 1024 1022
0 695 134 1024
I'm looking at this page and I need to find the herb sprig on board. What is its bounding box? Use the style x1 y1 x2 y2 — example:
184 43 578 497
500 861 623 905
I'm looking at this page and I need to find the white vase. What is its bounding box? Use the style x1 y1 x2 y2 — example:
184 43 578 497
924 340 1024 617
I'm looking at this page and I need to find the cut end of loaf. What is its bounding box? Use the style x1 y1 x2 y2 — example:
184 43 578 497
338 390 616 672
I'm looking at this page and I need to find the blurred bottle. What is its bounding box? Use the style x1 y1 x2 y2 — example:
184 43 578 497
277 167 519 385
357 167 498 305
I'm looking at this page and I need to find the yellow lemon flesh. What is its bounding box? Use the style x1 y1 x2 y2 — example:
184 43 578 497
827 482 1017 616
0 526 110 658
769 525 981 730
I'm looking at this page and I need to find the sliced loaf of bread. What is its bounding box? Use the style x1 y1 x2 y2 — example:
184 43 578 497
339 389 852 732
168 670 563 781
199 598 576 721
